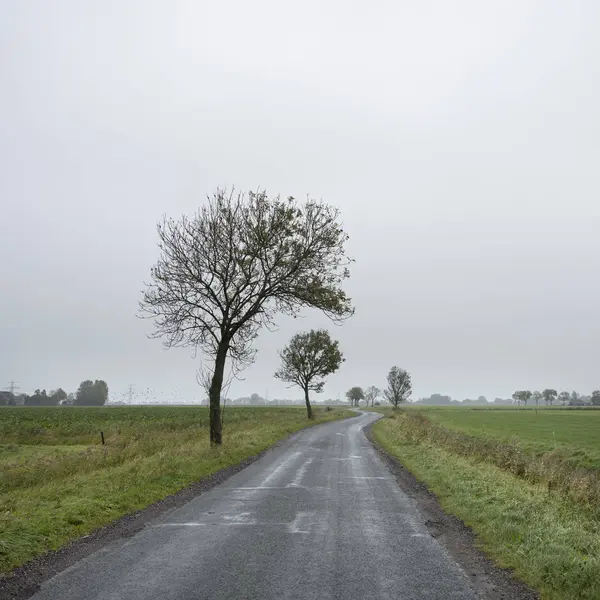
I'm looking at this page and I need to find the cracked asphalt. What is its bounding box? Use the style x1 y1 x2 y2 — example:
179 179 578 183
30 411 477 600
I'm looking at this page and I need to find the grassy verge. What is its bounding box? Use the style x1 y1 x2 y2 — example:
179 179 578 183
0 406 351 573
372 412 600 600
418 407 600 470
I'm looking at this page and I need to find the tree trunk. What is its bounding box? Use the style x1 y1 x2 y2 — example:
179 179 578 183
208 341 228 445
304 387 313 420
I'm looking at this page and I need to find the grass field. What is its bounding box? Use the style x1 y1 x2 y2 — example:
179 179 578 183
421 407 600 470
0 405 352 574
372 407 600 600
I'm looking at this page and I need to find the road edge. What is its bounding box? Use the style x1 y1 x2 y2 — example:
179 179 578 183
363 422 539 600
0 414 357 600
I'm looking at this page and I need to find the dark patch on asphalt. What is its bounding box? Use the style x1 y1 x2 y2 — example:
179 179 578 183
364 424 539 600
0 438 292 600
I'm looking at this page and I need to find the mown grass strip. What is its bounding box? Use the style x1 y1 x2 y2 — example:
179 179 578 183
373 413 600 600
0 406 351 573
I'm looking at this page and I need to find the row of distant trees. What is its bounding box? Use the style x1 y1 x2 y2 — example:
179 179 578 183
413 391 600 406
0 380 109 406
346 367 412 409
272 330 414 418
512 389 600 407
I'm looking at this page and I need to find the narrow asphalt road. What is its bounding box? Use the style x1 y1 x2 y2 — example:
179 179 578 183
31 412 477 600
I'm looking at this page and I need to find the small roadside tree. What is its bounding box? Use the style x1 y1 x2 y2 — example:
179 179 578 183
532 390 543 409
346 386 364 407
364 385 380 407
542 389 557 406
140 189 353 444
274 329 344 419
384 367 412 408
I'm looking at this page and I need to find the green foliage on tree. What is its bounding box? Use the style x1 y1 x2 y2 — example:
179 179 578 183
75 380 108 406
542 389 557 406
558 391 570 406
50 388 67 405
345 386 364 407
512 390 532 406
591 391 600 406
532 390 543 408
140 188 353 444
384 367 412 408
274 329 344 419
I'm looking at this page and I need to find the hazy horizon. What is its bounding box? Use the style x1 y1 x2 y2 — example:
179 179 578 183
2 1 599 403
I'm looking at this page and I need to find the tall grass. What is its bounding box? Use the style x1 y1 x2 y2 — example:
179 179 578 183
390 410 600 514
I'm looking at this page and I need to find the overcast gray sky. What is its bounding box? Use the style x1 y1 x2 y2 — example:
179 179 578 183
1 0 598 403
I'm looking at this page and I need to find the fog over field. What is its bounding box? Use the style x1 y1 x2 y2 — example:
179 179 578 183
1 1 599 402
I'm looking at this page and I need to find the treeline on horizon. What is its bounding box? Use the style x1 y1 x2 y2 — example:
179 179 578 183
0 380 109 406
415 390 600 406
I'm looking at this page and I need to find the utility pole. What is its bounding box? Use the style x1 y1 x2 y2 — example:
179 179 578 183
6 381 20 395
126 384 134 404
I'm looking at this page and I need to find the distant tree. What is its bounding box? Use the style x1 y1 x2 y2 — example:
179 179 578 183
63 393 75 405
477 396 488 404
558 391 570 406
364 386 380 407
249 393 263 405
26 390 49 406
569 391 584 406
512 390 532 407
418 393 452 406
532 390 543 409
346 386 365 407
139 189 354 445
48 388 67 406
384 367 412 408
0 391 16 406
274 329 344 419
591 390 600 406
75 380 108 406
542 389 557 406
493 397 512 405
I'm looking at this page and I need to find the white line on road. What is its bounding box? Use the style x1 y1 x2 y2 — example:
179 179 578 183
286 457 314 488
259 451 302 487
288 511 314 534
152 523 206 527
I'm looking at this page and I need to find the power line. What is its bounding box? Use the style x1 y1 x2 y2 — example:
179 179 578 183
5 381 20 394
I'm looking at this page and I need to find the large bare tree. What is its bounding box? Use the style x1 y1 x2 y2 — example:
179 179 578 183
140 189 353 444
384 367 412 408
274 329 344 419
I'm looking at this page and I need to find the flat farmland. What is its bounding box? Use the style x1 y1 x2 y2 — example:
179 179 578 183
421 407 600 470
0 405 351 573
